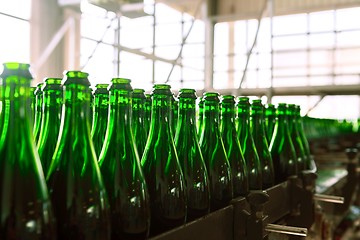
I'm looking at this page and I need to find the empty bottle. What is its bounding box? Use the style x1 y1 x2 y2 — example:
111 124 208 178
46 71 111 240
220 95 249 197
269 103 297 184
237 97 262 190
287 104 306 173
265 103 276 143
200 92 233 211
99 78 150 240
295 105 314 170
132 88 148 156
29 86 36 127
175 88 210 222
144 93 152 134
91 83 110 157
33 82 44 142
171 93 178 136
141 84 186 237
197 96 204 137
250 99 275 189
37 78 63 175
0 62 56 240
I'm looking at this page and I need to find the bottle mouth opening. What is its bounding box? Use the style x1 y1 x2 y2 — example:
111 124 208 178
151 84 172 96
3 62 30 70
178 88 197 99
133 88 145 93
111 78 131 84
1 62 33 79
94 84 110 94
63 71 90 86
153 84 171 90
221 95 235 103
44 78 62 85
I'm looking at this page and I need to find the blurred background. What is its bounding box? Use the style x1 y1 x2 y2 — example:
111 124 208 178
1 0 360 121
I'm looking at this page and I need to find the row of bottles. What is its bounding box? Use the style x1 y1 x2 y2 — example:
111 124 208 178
0 62 314 240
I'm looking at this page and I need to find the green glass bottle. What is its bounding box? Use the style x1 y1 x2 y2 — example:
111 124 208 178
99 78 150 240
197 96 204 137
269 103 297 184
37 78 63 175
89 86 95 126
175 88 210 222
0 62 56 239
288 104 306 172
237 97 262 190
0 84 3 136
200 92 233 211
220 95 249 197
33 82 44 143
171 93 178 136
131 88 148 156
29 86 36 128
295 105 314 170
91 83 110 157
265 103 276 143
141 84 186 236
250 99 275 189
144 93 152 134
46 71 111 240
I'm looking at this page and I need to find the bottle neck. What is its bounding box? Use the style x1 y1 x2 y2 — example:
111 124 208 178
203 101 220 125
238 106 251 130
64 84 91 123
1 77 33 142
36 93 43 112
176 97 197 139
221 103 235 123
43 90 62 108
108 89 131 127
149 94 172 132
251 109 267 137
132 97 146 118
93 94 109 129
93 93 109 117
178 98 196 125
275 108 290 135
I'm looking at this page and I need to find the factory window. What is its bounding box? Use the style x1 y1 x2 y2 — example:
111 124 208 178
0 0 31 64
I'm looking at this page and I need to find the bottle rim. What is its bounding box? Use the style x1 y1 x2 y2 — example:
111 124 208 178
42 78 63 91
44 78 62 85
63 71 90 86
109 78 133 91
94 83 110 94
178 88 197 99
133 88 145 93
1 62 33 79
221 95 235 104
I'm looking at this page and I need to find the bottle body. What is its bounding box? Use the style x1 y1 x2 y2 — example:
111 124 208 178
37 78 63 175
0 63 56 240
220 95 249 197
141 84 186 236
175 89 210 222
131 88 148 156
251 99 275 189
265 104 276 143
91 84 110 157
237 97 262 190
46 71 110 240
33 82 44 143
288 104 306 173
99 79 150 240
269 103 298 184
295 105 314 170
200 92 233 211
